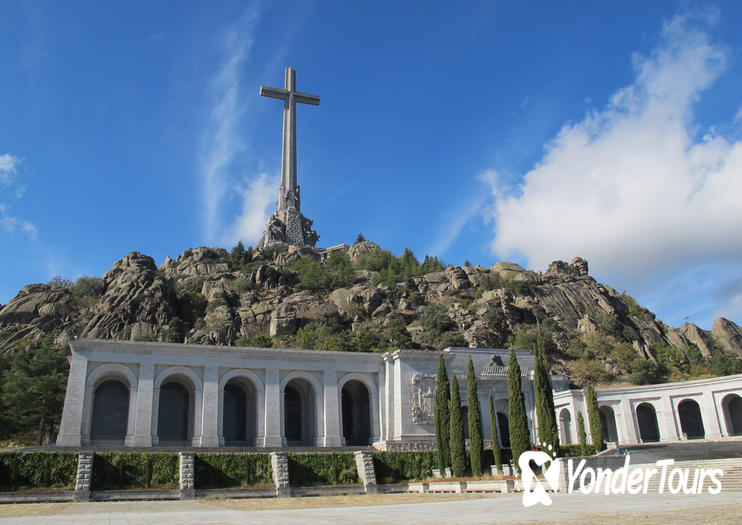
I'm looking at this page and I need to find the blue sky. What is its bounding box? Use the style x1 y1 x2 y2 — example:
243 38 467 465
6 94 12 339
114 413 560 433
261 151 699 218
1 1 741 330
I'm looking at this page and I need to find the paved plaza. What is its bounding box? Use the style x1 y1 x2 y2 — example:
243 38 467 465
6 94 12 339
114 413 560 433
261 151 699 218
1 491 741 524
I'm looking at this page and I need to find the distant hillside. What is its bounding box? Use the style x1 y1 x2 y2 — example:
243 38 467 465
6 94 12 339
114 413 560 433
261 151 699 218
1 240 741 387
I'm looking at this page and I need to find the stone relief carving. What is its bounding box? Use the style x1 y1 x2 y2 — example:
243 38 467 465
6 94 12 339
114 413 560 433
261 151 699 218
410 374 436 425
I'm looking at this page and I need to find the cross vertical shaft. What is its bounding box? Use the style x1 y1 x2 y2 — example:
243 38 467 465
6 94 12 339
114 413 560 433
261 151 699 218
260 67 320 214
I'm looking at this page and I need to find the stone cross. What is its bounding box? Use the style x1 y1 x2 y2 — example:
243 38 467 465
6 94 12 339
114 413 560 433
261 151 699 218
260 67 320 214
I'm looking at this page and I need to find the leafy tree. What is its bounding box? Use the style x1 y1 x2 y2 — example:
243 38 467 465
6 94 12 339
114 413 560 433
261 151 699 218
488 392 503 475
421 254 445 274
449 373 467 477
586 384 604 452
47 276 74 288
577 411 588 456
534 323 559 453
355 233 366 244
466 357 484 476
629 357 662 385
234 334 272 348
1 335 69 444
434 354 451 473
507 348 531 472
710 348 742 376
420 305 464 349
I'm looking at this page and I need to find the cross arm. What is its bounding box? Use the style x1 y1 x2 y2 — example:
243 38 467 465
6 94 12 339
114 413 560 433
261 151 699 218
294 92 320 106
260 86 289 100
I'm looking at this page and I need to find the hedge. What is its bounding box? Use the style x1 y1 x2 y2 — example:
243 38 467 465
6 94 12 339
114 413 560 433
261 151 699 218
287 453 360 486
0 452 78 491
92 452 179 490
195 454 273 489
558 444 597 458
372 451 437 483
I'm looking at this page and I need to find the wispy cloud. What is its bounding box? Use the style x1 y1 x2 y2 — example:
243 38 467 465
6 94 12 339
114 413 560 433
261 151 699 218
200 4 261 243
483 11 742 324
225 172 279 245
0 154 36 239
427 183 489 258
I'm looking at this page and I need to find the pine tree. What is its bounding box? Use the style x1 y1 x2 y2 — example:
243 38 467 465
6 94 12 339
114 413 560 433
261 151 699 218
229 241 247 270
586 384 604 452
449 373 467 477
434 354 451 472
1 335 69 444
489 392 503 475
507 348 531 472
534 322 559 453
577 411 588 456
466 357 484 476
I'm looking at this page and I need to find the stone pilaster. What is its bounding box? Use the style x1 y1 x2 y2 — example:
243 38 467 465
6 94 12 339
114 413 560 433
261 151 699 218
271 452 291 497
179 452 195 500
73 452 94 503
354 451 378 494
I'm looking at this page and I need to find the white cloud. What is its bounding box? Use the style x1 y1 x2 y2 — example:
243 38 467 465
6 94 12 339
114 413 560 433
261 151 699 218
0 203 37 239
200 5 261 242
486 12 742 289
0 153 20 184
224 172 279 245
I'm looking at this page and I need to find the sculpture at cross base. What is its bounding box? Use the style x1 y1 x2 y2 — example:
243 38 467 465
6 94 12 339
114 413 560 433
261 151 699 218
257 67 320 249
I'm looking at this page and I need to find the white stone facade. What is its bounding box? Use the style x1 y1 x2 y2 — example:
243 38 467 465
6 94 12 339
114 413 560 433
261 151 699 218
553 375 742 446
57 340 565 449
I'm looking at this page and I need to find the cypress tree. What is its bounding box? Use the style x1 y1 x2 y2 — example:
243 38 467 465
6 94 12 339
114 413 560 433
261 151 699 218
534 322 559 453
507 348 531 472
449 373 467 477
488 392 503 475
466 357 484 476
586 384 604 452
434 354 451 472
577 411 588 456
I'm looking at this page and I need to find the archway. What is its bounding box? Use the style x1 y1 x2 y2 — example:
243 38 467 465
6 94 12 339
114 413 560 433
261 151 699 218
678 399 705 439
722 394 742 436
599 406 619 443
559 409 573 444
158 381 191 442
91 380 129 442
284 378 316 446
497 412 510 448
341 380 371 446
636 403 660 442
223 379 257 445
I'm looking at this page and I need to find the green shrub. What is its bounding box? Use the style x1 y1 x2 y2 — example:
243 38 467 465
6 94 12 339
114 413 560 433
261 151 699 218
287 453 360 486
558 444 597 457
0 452 77 491
372 451 437 483
194 454 272 489
91 452 178 490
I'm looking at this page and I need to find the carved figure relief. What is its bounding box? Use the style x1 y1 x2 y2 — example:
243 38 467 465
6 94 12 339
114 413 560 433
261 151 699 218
410 374 436 424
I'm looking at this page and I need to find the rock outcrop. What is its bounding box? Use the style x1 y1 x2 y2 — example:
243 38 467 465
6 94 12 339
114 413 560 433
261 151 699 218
713 318 742 358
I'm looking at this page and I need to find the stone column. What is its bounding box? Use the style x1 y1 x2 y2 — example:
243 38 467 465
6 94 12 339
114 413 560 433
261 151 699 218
179 452 195 500
264 368 283 447
703 391 723 439
131 360 155 447
323 370 342 447
658 396 679 442
57 355 88 447
271 452 291 497
199 365 220 447
618 399 639 444
354 451 378 494
73 452 94 503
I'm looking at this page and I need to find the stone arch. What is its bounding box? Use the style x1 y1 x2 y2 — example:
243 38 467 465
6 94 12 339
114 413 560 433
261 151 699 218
153 367 203 445
218 370 265 446
280 372 323 446
599 405 619 443
338 373 380 444
677 399 705 439
90 379 130 443
559 408 573 444
636 402 660 443
722 393 742 436
341 380 371 445
83 364 139 445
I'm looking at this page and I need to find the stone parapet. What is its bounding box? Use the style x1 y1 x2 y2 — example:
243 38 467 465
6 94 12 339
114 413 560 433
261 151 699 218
179 452 195 500
73 452 93 502
354 450 378 494
271 452 291 497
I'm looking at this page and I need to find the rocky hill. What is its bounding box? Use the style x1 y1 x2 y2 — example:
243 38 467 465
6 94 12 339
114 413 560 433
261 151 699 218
1 241 741 385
